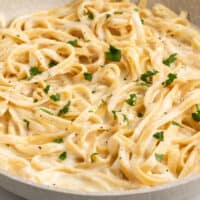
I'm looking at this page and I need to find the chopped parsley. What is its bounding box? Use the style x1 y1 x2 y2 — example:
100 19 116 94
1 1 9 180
58 101 71 116
50 93 60 101
153 131 164 141
126 93 137 106
68 39 78 47
172 121 183 128
83 10 95 20
112 110 118 120
192 104 200 122
163 53 177 66
83 72 93 81
140 70 159 84
23 119 30 129
40 108 53 115
114 11 123 15
59 152 67 161
43 85 50 94
162 73 177 87
106 45 122 62
141 18 144 24
48 60 58 68
90 152 99 163
106 14 111 19
123 114 129 126
88 12 95 20
28 67 41 80
155 153 164 162
53 138 64 143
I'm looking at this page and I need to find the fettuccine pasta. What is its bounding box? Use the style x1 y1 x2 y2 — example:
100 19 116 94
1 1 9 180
0 0 200 192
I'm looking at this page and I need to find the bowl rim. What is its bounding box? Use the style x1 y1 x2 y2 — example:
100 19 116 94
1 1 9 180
1 168 200 197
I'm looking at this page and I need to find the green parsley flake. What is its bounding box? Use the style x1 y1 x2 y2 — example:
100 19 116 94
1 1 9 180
162 73 177 87
28 67 41 80
83 10 95 20
106 45 122 62
84 72 93 81
123 114 129 126
141 18 144 24
53 138 64 144
155 153 164 162
58 101 71 116
43 85 50 94
106 14 111 19
88 12 95 20
114 11 123 15
163 53 177 66
40 108 53 115
68 40 78 47
48 61 58 68
140 70 159 84
90 152 99 163
23 119 30 129
112 110 118 120
126 93 137 106
153 131 164 141
59 152 67 161
192 104 200 122
50 93 60 101
172 121 183 128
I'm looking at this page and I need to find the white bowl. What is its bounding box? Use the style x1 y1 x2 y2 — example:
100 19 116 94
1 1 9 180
0 0 200 199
